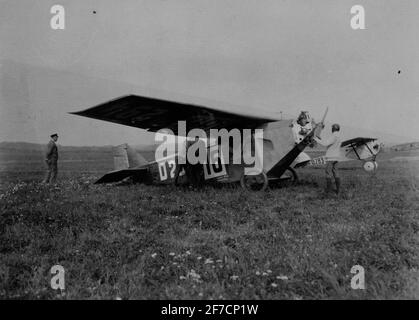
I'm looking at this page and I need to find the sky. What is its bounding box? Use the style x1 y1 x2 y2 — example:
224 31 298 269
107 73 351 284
0 0 418 146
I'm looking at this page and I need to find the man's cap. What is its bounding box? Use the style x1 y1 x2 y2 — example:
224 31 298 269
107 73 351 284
50 133 58 138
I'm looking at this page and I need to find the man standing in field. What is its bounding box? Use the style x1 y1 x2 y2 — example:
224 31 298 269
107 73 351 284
314 124 342 194
43 133 59 184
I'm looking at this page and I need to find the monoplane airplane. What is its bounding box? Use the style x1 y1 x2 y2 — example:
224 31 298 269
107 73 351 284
71 95 379 191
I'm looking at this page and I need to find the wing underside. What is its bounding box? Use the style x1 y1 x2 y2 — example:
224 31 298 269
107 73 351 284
341 137 377 148
71 95 276 135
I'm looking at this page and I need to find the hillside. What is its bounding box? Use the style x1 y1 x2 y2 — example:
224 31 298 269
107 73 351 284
391 142 419 151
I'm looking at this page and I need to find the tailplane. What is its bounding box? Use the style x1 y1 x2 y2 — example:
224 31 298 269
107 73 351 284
113 143 148 170
95 143 150 184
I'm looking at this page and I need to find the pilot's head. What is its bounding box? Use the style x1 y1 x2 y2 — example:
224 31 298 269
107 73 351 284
331 124 340 133
297 111 310 126
50 133 59 142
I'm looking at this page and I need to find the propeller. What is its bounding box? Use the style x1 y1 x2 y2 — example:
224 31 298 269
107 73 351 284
314 107 329 138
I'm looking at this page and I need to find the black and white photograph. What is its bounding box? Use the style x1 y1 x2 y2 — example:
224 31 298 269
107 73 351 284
0 0 418 304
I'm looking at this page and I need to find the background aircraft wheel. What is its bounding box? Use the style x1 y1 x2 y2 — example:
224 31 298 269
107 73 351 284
240 172 268 191
363 161 378 173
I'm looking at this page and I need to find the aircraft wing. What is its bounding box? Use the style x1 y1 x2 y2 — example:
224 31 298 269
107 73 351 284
341 137 377 148
71 95 277 135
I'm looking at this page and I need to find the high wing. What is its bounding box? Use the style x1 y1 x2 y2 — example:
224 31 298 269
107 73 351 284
341 137 377 148
71 95 277 135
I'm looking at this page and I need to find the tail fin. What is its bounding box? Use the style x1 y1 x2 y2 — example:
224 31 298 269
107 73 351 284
113 144 148 170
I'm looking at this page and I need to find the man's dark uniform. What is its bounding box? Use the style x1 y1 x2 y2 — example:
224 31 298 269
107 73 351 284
44 135 58 183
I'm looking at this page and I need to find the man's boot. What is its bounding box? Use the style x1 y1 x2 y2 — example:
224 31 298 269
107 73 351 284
325 178 333 194
335 177 341 194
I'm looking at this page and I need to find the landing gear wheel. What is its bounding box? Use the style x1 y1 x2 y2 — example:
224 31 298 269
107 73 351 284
240 171 268 191
282 167 298 183
269 167 298 189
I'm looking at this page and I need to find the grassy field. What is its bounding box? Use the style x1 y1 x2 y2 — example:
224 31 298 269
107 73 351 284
0 145 418 299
